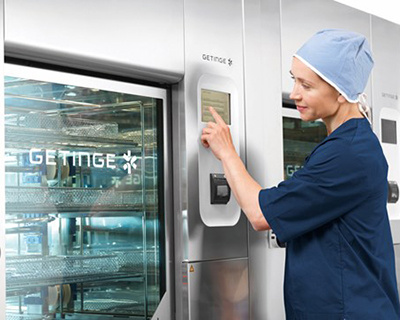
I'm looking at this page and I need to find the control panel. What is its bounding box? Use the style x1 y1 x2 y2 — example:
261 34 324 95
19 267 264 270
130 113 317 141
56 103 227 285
198 74 241 227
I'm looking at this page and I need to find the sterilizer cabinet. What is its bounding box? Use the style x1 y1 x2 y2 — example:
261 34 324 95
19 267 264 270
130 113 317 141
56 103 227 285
2 64 172 320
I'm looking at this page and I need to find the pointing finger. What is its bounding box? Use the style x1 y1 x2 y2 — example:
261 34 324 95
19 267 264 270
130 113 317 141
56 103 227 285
208 106 226 126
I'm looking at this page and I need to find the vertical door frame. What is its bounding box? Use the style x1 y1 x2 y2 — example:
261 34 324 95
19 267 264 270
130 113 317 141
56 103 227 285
0 0 6 317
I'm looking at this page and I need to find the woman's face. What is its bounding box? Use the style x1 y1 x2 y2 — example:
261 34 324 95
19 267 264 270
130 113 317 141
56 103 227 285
289 57 341 122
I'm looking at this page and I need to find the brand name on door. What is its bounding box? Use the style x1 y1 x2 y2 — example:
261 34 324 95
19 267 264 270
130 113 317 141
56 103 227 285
382 92 398 100
202 53 233 66
29 149 138 174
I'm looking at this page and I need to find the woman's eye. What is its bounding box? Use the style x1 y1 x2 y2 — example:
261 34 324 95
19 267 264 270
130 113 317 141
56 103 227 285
302 83 310 89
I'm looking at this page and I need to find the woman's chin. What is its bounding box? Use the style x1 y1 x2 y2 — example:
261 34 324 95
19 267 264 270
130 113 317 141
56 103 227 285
299 113 318 122
299 114 310 122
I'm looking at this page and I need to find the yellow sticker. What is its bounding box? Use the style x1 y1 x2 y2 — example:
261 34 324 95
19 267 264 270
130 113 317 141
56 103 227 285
189 265 195 273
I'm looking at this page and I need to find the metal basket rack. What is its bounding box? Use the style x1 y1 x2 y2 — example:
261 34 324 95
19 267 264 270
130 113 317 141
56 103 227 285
6 314 55 320
6 251 156 289
7 113 119 139
6 255 120 287
6 187 157 213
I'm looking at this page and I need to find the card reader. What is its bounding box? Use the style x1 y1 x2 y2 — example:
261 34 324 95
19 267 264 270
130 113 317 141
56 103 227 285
210 173 231 204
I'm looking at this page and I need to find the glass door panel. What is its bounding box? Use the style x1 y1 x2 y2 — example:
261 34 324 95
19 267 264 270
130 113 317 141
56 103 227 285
282 116 327 180
4 67 166 320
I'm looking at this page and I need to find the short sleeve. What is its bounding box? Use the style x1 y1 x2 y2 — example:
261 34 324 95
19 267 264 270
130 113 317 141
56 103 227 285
259 141 369 243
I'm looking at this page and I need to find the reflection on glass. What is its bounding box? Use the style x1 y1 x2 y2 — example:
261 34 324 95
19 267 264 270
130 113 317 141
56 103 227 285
283 117 327 180
4 75 164 319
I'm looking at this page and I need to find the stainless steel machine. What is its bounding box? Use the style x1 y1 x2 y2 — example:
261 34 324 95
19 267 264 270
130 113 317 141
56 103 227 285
2 1 180 319
1 0 249 319
369 16 400 293
1 1 400 320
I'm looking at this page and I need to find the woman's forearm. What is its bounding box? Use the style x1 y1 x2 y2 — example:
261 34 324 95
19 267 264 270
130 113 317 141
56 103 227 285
221 151 270 231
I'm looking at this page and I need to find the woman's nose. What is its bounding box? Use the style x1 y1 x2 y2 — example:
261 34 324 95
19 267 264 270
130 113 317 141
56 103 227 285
290 84 301 101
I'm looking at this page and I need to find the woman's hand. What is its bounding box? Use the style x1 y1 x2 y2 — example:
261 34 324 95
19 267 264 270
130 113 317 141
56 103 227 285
200 106 237 161
200 107 269 231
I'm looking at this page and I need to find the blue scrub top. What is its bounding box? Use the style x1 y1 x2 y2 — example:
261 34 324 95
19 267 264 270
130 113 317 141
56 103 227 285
259 118 400 320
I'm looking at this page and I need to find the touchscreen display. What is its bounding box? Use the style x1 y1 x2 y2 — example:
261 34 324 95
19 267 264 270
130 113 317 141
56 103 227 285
201 89 231 125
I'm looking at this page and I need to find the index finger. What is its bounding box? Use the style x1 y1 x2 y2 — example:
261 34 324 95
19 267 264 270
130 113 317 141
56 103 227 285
209 106 226 126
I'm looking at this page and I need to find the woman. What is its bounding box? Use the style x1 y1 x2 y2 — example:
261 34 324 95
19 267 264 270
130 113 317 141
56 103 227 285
201 29 400 319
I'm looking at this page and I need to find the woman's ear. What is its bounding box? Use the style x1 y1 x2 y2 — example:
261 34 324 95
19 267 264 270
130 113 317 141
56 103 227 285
337 94 346 104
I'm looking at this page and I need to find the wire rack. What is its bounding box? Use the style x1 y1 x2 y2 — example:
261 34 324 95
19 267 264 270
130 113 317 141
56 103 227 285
75 284 159 314
8 113 119 139
6 314 55 320
6 187 157 210
116 251 157 274
6 251 157 288
118 129 157 146
81 300 142 313
6 113 159 146
6 255 119 287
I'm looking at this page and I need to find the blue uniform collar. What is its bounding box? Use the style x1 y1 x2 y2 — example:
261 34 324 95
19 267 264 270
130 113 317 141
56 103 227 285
304 117 368 164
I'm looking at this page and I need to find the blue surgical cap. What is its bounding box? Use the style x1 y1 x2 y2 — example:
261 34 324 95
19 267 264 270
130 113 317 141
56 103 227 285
294 29 374 103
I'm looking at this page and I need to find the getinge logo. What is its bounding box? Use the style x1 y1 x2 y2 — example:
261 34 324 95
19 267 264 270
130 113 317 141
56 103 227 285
29 149 138 174
202 54 233 66
123 150 138 174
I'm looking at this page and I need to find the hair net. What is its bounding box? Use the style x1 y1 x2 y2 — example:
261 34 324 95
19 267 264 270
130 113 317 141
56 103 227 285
294 29 374 121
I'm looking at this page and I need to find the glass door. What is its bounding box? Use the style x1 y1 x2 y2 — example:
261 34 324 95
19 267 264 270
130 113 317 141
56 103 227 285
3 64 169 320
282 101 327 180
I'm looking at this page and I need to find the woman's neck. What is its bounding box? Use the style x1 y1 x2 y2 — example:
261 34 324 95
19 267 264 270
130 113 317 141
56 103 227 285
323 102 364 135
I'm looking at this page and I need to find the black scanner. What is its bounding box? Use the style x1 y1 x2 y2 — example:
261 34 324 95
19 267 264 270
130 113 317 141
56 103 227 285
210 173 231 204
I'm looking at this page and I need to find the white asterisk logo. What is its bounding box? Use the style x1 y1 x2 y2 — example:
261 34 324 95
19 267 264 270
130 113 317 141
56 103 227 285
123 150 137 174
